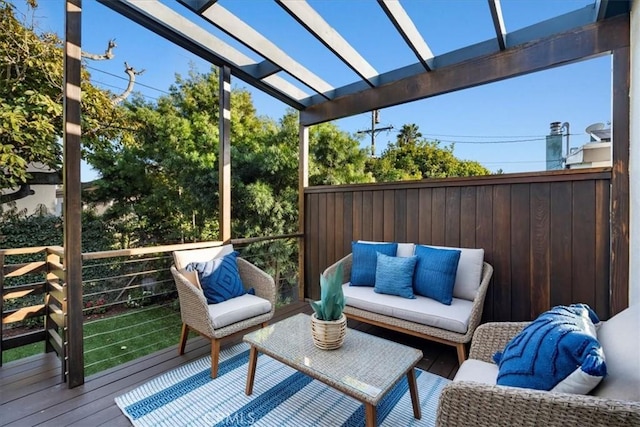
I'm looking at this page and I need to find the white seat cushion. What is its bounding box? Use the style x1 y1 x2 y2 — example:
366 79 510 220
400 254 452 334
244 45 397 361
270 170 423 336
343 284 473 334
591 305 640 401
453 359 499 385
208 294 272 329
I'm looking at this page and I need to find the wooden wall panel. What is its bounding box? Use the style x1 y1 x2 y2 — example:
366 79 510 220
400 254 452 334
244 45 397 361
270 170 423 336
304 170 613 321
549 182 572 307
492 185 512 321
445 187 461 247
529 183 550 318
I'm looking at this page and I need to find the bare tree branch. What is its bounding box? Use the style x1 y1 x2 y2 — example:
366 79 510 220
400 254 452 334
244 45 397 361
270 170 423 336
81 38 117 61
112 62 145 105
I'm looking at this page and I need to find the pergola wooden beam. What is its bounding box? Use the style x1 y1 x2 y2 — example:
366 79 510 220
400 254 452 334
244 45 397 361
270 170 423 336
97 0 308 110
63 0 84 388
193 1 334 99
379 0 434 71
277 0 379 87
300 13 629 126
487 0 507 50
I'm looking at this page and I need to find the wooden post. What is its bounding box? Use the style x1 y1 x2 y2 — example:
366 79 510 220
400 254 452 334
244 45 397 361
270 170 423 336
298 125 309 301
63 0 84 387
610 46 631 315
219 65 231 243
0 252 4 366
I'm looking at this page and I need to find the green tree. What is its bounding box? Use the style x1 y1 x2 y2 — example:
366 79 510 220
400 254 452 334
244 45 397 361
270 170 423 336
368 123 489 181
0 1 130 193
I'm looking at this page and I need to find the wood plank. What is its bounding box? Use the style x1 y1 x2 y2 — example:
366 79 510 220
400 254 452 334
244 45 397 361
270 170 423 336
362 190 374 240
475 186 494 320
594 180 611 319
352 191 363 242
549 182 573 307
492 185 511 321
306 193 319 300
333 192 344 263
325 192 335 266
459 186 476 249
342 192 353 255
510 184 531 321
418 187 432 244
610 46 630 315
372 191 384 241
431 187 446 245
529 183 550 317
406 189 420 242
394 189 407 242
383 190 395 242
572 180 597 308
317 193 327 282
445 187 461 247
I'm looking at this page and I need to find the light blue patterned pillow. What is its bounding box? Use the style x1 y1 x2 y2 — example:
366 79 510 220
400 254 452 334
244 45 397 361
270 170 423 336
374 253 417 299
350 242 398 286
186 251 253 304
493 304 607 393
413 245 461 305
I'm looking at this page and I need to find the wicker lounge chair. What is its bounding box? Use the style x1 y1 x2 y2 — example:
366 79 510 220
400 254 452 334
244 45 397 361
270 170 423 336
171 245 276 378
436 305 640 427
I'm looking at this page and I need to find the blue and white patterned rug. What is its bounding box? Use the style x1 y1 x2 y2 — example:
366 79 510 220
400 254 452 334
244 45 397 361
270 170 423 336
115 342 450 427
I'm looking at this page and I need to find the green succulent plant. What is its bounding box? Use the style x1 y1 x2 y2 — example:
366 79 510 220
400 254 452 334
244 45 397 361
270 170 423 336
310 262 345 321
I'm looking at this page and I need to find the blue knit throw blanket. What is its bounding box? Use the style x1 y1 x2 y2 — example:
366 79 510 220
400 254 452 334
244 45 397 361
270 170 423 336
493 304 607 391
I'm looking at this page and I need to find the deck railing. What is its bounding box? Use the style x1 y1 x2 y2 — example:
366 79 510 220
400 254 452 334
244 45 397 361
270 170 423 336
1 234 302 378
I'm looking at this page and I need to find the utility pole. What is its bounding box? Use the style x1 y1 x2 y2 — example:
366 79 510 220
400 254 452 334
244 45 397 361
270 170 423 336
357 110 393 157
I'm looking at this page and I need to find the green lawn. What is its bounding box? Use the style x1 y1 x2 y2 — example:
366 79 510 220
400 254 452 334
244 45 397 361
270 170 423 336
2 304 185 376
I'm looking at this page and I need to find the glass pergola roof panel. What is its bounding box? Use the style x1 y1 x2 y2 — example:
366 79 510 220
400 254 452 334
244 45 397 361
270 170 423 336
402 0 497 57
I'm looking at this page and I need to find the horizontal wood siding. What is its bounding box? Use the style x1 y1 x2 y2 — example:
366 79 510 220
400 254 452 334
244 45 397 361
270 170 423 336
304 170 612 321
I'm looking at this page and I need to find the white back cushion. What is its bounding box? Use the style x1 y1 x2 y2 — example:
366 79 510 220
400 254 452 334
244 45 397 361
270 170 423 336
426 245 484 301
173 244 234 270
592 305 640 401
357 240 415 257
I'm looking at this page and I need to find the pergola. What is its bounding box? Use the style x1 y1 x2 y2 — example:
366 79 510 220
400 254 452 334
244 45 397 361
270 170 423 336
59 0 634 387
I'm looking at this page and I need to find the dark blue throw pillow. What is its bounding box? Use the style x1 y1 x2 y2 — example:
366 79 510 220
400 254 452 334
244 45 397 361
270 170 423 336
350 242 398 286
413 245 461 305
186 251 249 304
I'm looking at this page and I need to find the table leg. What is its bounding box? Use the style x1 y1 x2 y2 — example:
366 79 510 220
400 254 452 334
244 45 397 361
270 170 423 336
407 368 421 419
365 403 376 427
245 346 258 395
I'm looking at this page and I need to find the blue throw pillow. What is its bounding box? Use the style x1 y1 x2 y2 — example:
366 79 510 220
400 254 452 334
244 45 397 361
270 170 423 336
374 253 417 299
186 251 250 304
413 245 461 305
493 304 607 393
350 242 398 286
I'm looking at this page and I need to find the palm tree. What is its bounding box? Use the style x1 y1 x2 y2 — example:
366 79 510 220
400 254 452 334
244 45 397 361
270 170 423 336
397 124 422 147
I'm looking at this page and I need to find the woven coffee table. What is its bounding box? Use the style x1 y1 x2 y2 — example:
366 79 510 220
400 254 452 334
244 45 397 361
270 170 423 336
243 313 423 427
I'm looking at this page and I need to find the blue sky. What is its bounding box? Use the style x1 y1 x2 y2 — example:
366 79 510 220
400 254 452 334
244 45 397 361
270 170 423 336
26 0 611 180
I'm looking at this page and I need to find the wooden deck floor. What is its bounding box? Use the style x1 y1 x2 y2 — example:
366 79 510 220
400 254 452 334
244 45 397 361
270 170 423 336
0 302 459 426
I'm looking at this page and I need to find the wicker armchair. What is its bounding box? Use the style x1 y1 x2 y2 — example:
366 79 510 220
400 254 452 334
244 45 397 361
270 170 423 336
436 321 640 427
171 245 276 378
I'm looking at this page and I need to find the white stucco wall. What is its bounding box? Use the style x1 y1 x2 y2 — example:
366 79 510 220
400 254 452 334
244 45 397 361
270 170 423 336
630 0 639 306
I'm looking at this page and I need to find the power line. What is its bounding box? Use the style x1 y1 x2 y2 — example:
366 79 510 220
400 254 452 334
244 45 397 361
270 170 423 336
90 79 159 101
85 65 170 95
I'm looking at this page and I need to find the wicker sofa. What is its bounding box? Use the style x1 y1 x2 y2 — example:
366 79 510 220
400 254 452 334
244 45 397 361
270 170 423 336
323 243 493 365
436 304 640 427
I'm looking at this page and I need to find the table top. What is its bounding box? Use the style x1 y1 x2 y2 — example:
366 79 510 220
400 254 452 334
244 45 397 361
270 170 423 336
243 313 423 405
